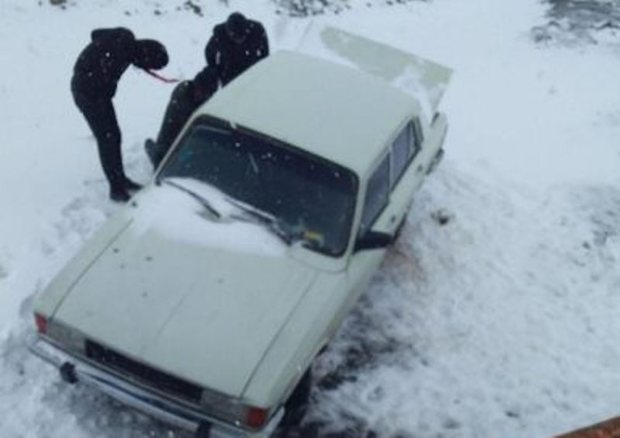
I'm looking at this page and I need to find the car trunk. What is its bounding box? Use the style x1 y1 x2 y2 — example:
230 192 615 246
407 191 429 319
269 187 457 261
297 25 452 119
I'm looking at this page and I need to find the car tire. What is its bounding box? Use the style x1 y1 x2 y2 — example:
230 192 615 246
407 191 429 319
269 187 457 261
60 362 78 384
280 368 312 428
195 422 211 438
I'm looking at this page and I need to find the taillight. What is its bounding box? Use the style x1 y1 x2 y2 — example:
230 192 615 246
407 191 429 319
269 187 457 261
34 313 47 334
246 406 268 429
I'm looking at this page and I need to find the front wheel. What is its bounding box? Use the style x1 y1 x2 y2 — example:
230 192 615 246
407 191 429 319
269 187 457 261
194 422 211 438
280 368 312 428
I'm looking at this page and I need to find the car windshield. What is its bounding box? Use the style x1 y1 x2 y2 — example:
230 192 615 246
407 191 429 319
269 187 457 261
158 119 357 256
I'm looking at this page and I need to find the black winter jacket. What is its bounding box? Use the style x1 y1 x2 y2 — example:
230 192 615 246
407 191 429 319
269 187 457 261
204 20 269 86
71 28 137 99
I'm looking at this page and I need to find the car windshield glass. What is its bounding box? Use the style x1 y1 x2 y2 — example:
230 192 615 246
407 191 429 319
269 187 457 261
158 120 357 256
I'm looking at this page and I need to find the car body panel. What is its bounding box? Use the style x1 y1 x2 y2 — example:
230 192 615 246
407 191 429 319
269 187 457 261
35 214 134 319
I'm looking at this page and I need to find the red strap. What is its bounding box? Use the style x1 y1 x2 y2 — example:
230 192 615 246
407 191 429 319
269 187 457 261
142 68 181 84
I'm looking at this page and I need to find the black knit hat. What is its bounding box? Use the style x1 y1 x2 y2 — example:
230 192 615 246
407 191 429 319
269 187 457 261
225 12 248 41
133 39 169 70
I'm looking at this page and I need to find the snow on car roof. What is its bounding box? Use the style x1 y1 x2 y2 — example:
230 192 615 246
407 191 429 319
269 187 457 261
201 51 420 175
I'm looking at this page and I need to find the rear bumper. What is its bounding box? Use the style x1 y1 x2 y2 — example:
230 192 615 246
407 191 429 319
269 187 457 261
29 336 282 438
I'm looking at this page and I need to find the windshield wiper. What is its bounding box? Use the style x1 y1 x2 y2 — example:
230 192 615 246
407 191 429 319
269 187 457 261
226 198 295 245
163 179 222 220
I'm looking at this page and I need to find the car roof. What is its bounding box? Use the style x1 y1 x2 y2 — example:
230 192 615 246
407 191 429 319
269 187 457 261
200 51 420 176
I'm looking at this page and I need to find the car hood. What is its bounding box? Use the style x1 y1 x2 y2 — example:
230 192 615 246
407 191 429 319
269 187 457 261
53 185 318 397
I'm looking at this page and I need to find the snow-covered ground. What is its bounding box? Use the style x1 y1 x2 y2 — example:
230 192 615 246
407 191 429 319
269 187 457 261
1 0 619 437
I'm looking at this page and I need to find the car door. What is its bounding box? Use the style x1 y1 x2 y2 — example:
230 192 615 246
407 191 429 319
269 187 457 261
343 151 392 313
388 119 425 228
343 121 422 308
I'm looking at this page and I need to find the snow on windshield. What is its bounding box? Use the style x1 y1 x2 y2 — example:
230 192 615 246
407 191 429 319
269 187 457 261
159 121 357 256
129 179 286 258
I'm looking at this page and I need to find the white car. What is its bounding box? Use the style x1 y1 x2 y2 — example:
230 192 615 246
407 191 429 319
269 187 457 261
31 27 451 438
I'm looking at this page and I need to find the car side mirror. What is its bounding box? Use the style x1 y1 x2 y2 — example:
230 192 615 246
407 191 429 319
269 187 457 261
354 230 392 253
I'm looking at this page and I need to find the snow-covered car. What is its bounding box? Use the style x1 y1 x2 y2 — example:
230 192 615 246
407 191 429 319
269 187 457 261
31 27 451 438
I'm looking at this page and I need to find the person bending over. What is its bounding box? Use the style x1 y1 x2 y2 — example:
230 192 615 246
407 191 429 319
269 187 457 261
145 12 269 169
71 27 168 202
145 66 218 169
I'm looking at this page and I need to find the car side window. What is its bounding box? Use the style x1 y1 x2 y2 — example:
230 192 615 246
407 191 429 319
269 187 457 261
390 121 421 189
359 154 390 236
411 120 422 157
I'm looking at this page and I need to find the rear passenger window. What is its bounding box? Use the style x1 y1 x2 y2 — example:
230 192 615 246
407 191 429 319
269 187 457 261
359 154 390 235
390 122 421 189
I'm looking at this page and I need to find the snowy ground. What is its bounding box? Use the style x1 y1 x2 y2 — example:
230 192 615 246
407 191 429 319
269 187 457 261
1 0 620 437
534 0 620 46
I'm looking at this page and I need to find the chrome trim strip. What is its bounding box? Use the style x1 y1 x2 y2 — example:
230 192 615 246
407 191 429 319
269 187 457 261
29 336 283 437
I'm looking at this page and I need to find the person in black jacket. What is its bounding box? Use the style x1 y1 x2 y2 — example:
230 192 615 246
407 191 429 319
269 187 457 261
144 13 269 170
71 27 168 202
145 65 219 169
205 12 269 86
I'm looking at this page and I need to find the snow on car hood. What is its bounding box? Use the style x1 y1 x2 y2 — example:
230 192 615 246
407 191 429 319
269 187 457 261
53 183 318 397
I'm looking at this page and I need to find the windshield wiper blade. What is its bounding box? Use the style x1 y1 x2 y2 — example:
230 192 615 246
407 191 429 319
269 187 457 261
163 179 222 219
226 198 293 245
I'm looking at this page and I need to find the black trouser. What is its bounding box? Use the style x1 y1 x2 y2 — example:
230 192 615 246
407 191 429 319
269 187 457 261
72 91 126 191
150 81 200 165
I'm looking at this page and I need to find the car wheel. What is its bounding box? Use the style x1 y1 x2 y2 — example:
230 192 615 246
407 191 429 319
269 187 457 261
59 362 78 384
195 422 211 438
280 368 312 428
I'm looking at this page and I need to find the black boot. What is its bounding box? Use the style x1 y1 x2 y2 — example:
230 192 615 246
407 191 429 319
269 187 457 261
124 177 142 192
110 185 131 203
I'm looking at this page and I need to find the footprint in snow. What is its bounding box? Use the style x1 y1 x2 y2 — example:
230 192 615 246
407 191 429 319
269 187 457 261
431 208 454 226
